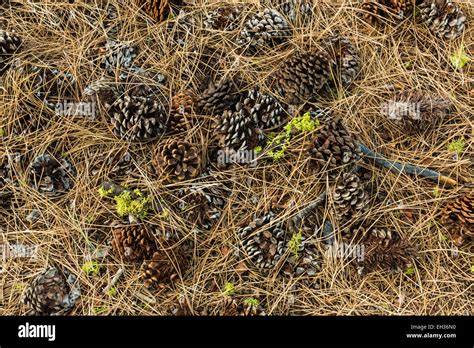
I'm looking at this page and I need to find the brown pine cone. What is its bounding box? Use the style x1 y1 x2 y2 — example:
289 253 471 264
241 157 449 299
135 0 183 22
196 78 242 115
23 267 81 315
152 139 202 182
168 91 196 133
268 49 331 104
439 194 473 246
0 29 22 74
307 116 362 175
381 91 452 134
332 173 370 218
420 0 466 40
142 238 190 289
112 224 156 262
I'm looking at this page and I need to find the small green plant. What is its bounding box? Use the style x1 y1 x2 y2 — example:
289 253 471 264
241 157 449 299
254 146 262 154
439 234 449 242
82 260 100 276
450 46 470 70
114 189 151 218
92 305 108 314
0 128 5 137
433 186 441 198
288 231 303 258
470 265 474 273
404 266 415 276
158 209 169 218
98 186 115 198
106 287 117 297
448 138 465 157
244 297 260 307
266 112 319 161
223 282 235 296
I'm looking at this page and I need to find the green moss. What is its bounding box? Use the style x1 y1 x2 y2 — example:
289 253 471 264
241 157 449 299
448 138 465 156
254 146 262 154
106 287 117 297
92 305 108 314
404 266 415 276
433 186 441 198
158 209 169 218
244 297 260 307
223 282 235 296
450 46 470 70
288 231 303 258
98 186 115 198
471 265 474 273
0 128 5 137
283 112 319 135
82 260 100 276
114 189 151 218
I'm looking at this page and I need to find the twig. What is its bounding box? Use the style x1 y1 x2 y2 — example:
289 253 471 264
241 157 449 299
358 143 457 186
102 268 124 295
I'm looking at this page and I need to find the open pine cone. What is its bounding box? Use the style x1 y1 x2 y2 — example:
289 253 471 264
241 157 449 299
112 224 156 262
439 193 473 246
332 172 370 218
243 89 288 130
23 267 81 315
322 35 361 91
360 0 415 24
268 49 331 104
356 227 417 275
238 9 291 54
0 29 22 74
28 154 76 197
109 94 169 142
135 0 182 22
204 4 245 31
307 116 362 175
239 212 287 270
381 91 452 134
100 40 138 80
168 91 196 133
152 139 202 182
142 238 190 289
419 0 466 40
212 296 266 316
271 0 313 21
196 78 242 116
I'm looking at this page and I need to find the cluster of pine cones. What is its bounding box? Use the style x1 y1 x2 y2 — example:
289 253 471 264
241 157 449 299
0 0 471 316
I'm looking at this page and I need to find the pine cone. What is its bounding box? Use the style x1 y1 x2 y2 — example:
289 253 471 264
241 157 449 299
238 9 291 54
356 228 417 275
28 154 76 197
214 106 262 152
167 10 195 46
214 296 266 316
23 267 81 315
135 0 182 22
0 29 22 74
204 4 245 31
322 35 361 90
196 78 242 115
171 187 215 229
0 153 21 209
283 238 321 277
439 194 473 246
100 40 138 80
152 139 202 182
244 89 288 130
307 116 362 175
83 78 118 114
112 224 156 262
168 91 196 133
239 212 286 269
109 94 168 142
420 0 466 40
332 173 370 217
272 0 313 21
142 238 190 289
29 66 77 110
360 0 414 24
269 50 331 104
381 91 452 133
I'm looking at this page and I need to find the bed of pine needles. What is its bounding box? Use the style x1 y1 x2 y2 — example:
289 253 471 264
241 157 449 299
0 0 472 315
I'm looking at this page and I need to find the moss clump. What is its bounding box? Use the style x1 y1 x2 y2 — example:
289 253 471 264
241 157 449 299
223 282 235 296
98 186 115 198
288 231 303 258
267 112 319 161
114 189 151 218
106 287 117 297
82 260 100 276
448 138 465 156
450 46 470 70
404 266 415 276
244 297 260 307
